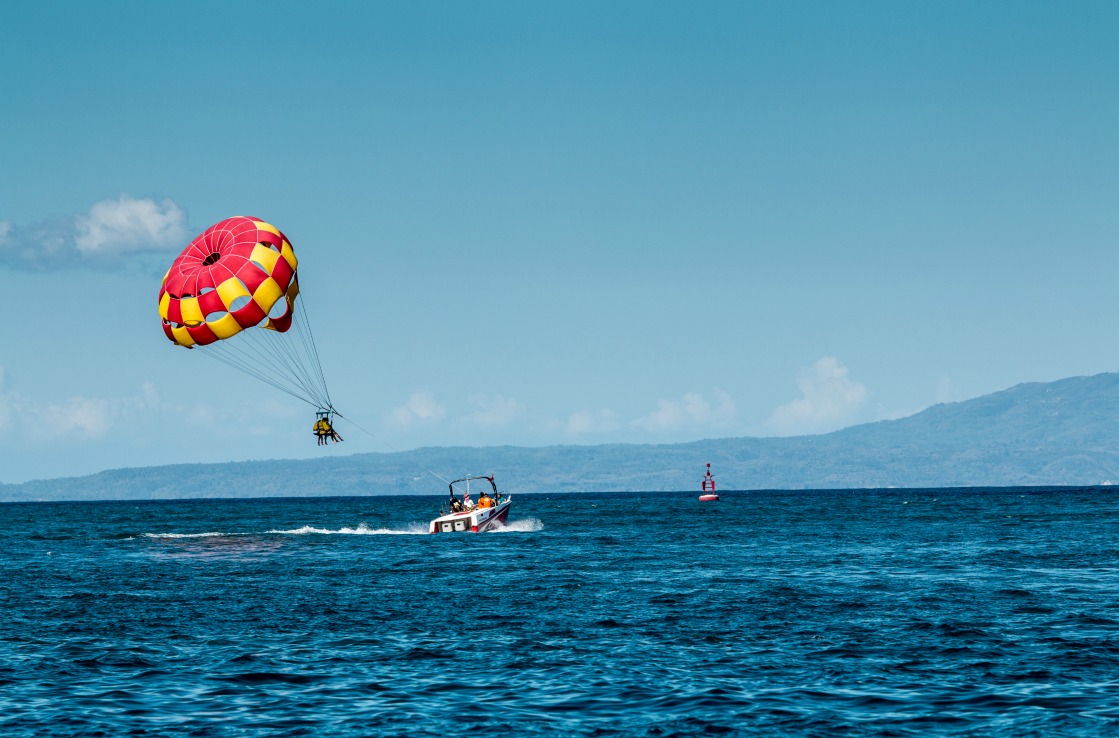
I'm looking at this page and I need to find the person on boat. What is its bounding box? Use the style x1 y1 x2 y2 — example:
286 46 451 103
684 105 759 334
477 490 495 509
449 495 464 513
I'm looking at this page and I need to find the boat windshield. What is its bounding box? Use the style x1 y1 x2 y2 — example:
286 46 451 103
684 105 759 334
448 475 498 499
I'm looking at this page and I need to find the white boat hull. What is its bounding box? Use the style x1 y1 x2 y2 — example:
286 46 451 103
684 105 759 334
429 498 512 533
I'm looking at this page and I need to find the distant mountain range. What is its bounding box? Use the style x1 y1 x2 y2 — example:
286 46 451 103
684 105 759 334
5 373 1119 502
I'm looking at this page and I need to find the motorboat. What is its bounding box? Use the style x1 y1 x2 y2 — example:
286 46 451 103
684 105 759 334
698 462 719 502
429 475 512 533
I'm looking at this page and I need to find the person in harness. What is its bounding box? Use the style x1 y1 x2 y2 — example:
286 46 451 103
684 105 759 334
312 412 343 445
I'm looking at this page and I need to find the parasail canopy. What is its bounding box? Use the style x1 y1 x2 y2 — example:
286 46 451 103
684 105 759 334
158 217 333 412
159 216 299 347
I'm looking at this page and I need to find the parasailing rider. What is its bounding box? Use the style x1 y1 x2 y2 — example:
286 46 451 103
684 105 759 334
312 412 343 445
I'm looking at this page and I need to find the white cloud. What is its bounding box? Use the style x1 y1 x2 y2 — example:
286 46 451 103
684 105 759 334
0 375 298 445
0 372 161 440
632 388 736 434
461 394 525 429
134 388 300 441
566 408 621 436
389 390 446 427
38 397 113 438
74 195 188 255
0 195 188 270
766 356 869 436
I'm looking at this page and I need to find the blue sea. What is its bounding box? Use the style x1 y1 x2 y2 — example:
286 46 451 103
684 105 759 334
3 488 1119 736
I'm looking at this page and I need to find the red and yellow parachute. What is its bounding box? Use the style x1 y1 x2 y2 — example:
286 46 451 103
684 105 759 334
158 217 332 411
159 217 299 347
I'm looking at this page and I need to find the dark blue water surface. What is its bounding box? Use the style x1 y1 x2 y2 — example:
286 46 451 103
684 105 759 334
4 488 1119 736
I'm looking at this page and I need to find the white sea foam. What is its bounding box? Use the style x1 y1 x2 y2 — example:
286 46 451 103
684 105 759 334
266 523 429 536
143 532 230 539
491 517 544 533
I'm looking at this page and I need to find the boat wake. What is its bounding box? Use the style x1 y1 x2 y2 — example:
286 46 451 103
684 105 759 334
491 517 544 533
143 532 231 539
139 519 541 539
141 524 430 538
267 523 430 536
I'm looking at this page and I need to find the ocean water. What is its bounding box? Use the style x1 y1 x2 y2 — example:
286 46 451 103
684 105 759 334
3 488 1119 736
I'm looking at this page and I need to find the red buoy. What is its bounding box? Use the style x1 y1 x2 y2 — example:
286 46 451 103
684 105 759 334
699 463 719 502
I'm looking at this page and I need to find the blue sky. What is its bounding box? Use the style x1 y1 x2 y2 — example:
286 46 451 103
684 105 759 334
1 1 1116 483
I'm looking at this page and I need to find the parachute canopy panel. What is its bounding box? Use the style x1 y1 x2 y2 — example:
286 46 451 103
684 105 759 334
158 216 299 348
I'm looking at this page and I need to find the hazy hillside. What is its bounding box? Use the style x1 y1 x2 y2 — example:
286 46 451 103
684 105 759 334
4 373 1119 502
